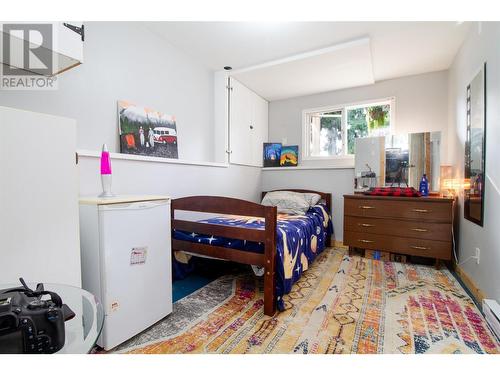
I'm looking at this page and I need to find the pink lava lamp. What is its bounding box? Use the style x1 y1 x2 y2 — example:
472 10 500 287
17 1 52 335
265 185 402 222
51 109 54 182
99 144 115 197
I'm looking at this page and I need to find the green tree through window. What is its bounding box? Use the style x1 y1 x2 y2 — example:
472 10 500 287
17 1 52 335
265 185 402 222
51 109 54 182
347 108 368 154
305 100 392 158
347 104 390 154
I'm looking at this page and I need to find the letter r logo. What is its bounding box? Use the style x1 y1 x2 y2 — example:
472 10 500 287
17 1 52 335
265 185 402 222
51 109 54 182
2 23 53 76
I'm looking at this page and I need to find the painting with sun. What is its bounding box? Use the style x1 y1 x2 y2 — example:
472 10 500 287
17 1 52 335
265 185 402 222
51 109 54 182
280 145 298 167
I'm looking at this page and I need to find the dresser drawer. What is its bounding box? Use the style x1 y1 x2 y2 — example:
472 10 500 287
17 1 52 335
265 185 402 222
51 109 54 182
344 216 452 242
344 197 452 222
344 231 452 260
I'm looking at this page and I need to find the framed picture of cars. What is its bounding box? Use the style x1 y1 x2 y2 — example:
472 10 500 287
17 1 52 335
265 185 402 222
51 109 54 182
118 100 179 159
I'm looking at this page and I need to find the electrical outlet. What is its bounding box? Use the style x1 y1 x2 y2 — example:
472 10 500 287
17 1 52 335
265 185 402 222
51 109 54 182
475 247 480 264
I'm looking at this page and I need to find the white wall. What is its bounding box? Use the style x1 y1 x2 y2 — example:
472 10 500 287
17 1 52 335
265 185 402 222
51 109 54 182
262 168 354 242
8 21 495 279
0 22 264 206
1 107 81 287
267 70 449 166
263 71 450 240
0 22 214 162
447 22 500 301
78 156 262 202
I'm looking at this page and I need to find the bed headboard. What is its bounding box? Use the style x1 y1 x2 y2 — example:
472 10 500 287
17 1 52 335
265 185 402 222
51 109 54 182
261 189 332 214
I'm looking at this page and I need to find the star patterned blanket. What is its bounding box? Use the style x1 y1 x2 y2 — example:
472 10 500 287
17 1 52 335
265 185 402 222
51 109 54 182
173 204 333 311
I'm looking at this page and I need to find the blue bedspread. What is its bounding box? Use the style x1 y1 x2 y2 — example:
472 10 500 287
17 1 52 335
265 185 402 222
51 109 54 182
173 204 333 311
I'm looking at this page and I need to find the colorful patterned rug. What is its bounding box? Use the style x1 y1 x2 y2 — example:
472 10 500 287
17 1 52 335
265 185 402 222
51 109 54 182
113 248 499 354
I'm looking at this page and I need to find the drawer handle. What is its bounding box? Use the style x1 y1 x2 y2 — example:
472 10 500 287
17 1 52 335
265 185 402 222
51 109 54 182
411 228 428 232
358 239 375 243
411 209 431 213
410 245 431 250
359 205 375 209
358 223 375 227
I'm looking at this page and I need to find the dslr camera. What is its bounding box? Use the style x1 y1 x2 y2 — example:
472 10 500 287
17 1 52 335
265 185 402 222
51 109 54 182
0 278 75 354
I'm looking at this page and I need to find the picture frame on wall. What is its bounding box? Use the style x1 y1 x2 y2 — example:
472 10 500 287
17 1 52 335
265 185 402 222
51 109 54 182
263 143 282 167
118 100 179 159
280 145 299 167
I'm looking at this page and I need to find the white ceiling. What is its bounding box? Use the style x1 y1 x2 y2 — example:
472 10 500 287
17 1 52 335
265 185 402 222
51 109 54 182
146 22 471 100
232 38 375 100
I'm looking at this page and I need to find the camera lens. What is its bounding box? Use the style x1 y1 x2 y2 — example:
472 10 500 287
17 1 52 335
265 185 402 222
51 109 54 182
0 315 17 333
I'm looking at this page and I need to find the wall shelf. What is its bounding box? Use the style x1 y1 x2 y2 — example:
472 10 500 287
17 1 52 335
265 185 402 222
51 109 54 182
262 165 354 171
77 150 355 170
77 149 229 168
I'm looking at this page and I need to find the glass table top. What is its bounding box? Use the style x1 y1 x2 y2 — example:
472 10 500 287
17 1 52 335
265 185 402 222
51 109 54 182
0 282 104 354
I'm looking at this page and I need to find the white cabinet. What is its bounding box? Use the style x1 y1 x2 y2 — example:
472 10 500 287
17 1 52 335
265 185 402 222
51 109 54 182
213 71 230 163
229 78 252 165
55 23 84 69
0 22 83 76
229 78 268 167
0 106 81 286
79 196 172 350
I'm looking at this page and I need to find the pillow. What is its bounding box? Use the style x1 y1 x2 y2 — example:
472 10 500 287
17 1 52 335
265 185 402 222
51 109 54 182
302 192 321 206
261 191 310 215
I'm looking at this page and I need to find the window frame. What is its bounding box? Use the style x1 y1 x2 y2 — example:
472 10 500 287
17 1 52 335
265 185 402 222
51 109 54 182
302 97 396 161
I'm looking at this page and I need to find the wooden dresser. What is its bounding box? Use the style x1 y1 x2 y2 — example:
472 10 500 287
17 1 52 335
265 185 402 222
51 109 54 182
343 194 455 267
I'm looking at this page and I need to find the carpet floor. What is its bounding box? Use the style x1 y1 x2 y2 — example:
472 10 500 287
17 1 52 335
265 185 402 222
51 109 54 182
173 274 218 303
113 248 499 354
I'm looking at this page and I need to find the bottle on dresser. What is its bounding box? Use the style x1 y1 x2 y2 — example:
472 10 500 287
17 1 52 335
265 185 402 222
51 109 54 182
419 174 429 196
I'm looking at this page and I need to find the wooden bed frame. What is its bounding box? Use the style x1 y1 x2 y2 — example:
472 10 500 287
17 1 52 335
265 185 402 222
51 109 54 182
171 189 332 316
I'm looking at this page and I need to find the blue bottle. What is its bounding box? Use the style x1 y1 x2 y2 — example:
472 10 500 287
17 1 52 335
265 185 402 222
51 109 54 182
419 174 429 196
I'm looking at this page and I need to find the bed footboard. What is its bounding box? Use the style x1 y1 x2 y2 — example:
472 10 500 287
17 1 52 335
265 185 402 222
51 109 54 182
171 196 278 316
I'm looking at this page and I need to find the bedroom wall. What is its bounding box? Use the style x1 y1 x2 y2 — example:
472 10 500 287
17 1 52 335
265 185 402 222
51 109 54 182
0 22 214 162
262 168 354 242
0 22 263 202
447 22 500 301
267 70 450 166
78 157 262 201
263 71 449 241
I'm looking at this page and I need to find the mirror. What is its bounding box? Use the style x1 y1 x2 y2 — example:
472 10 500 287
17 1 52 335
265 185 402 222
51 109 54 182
354 136 386 190
353 132 441 192
465 63 486 226
384 132 441 190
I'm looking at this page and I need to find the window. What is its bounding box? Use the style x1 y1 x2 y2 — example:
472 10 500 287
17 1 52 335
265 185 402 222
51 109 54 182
308 109 343 157
303 98 394 159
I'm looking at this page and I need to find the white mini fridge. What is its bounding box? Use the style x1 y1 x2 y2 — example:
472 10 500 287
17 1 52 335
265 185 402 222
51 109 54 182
79 196 172 350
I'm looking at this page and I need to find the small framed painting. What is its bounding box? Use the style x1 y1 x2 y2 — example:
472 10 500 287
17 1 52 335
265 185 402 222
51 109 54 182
280 145 298 167
263 143 282 167
118 100 178 159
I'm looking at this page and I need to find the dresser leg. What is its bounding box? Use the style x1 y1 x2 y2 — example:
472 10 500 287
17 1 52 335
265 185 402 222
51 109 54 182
435 259 441 270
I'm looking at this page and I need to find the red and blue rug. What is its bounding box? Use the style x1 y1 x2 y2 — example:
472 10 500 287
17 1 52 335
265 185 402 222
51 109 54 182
113 248 499 354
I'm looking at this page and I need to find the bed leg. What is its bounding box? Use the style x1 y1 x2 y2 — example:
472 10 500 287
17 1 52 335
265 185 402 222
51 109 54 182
264 265 276 316
263 206 277 317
